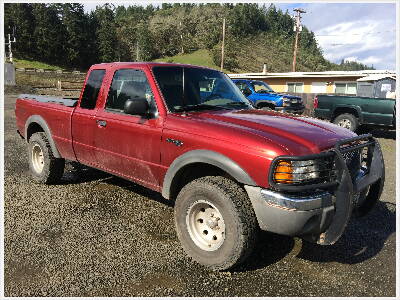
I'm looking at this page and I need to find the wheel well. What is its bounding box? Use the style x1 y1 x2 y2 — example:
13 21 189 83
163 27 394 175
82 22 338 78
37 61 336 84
257 102 275 109
27 122 45 141
332 107 359 121
169 163 234 201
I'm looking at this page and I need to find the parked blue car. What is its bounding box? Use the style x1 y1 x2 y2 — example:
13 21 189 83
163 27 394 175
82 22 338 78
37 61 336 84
232 79 304 114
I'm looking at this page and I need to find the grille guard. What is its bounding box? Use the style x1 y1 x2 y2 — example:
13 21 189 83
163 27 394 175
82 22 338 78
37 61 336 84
268 134 385 245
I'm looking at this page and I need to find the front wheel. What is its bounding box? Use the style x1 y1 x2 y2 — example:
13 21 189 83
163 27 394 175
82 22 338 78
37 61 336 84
333 113 359 132
174 176 258 270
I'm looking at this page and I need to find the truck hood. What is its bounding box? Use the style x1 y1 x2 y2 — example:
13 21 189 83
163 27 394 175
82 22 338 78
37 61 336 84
186 109 356 154
253 92 301 101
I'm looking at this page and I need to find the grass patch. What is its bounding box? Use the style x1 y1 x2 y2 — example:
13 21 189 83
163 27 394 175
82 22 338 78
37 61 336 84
154 49 220 70
13 58 66 71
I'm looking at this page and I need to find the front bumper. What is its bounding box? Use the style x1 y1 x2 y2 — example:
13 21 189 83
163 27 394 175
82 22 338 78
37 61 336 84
275 105 305 114
245 134 385 245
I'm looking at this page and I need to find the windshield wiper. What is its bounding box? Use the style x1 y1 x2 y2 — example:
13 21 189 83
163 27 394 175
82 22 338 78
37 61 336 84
173 104 226 113
224 102 252 109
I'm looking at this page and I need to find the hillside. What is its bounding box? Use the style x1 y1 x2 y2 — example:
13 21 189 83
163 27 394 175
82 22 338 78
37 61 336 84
5 3 374 73
154 49 220 70
153 32 330 73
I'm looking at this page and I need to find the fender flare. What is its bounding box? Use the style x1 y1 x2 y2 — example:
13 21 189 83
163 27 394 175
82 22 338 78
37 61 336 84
25 115 61 158
161 150 256 199
333 105 363 123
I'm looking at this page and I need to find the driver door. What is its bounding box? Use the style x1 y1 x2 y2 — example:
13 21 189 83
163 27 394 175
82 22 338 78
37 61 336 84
93 68 163 190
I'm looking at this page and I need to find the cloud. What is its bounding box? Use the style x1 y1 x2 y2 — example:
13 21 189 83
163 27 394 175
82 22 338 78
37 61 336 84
276 3 396 70
344 56 358 63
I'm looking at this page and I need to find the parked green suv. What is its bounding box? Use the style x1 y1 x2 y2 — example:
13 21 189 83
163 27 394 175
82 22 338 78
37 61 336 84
313 95 395 132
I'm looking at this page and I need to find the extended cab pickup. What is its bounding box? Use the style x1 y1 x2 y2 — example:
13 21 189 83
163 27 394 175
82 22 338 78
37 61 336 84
314 94 396 132
15 63 385 270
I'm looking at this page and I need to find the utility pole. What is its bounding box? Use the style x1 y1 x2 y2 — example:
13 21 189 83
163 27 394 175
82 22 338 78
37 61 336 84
136 39 140 61
180 21 184 54
292 8 306 72
220 18 226 71
6 27 16 63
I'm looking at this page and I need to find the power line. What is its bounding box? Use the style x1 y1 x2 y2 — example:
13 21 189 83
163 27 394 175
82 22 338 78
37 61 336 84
315 30 395 37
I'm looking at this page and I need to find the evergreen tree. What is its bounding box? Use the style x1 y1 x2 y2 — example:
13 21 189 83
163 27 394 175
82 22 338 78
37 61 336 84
32 4 67 65
94 4 118 62
59 4 88 67
4 2 376 72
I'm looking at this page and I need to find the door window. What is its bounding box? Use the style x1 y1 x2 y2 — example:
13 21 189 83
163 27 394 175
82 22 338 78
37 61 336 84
235 81 252 96
105 69 156 114
80 69 106 109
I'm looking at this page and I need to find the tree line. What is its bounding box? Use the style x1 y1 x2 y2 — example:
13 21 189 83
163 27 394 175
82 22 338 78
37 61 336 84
4 3 374 72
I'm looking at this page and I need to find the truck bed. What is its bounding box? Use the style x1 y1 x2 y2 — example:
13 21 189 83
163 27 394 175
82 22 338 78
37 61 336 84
18 94 79 107
15 94 77 161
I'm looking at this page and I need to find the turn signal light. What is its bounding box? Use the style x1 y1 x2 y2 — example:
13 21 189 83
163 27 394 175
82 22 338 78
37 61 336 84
274 161 293 183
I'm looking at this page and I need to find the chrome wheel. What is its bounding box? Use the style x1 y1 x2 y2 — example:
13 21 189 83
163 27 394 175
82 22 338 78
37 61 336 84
186 200 226 251
31 143 45 173
337 118 352 129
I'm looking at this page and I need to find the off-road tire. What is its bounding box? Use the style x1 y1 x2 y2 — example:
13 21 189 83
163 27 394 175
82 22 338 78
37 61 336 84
174 176 258 270
333 113 359 132
28 132 65 184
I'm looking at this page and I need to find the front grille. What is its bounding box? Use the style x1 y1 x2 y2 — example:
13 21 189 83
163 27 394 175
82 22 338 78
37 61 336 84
342 148 362 180
289 101 303 108
338 140 372 181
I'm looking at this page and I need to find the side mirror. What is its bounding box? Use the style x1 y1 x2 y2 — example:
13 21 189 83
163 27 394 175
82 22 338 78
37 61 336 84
124 98 149 116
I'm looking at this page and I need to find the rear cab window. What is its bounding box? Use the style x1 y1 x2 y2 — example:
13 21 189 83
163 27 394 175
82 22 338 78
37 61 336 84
80 69 106 109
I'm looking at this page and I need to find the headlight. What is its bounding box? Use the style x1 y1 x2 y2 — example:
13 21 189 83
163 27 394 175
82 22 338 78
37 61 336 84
273 158 334 184
282 97 291 107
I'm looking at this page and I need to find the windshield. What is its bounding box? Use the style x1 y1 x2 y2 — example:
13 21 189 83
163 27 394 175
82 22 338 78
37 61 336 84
250 81 275 93
152 66 253 112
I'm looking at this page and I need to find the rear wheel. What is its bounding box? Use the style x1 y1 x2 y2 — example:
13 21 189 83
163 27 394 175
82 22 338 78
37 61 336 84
28 132 65 184
333 113 359 132
174 176 258 270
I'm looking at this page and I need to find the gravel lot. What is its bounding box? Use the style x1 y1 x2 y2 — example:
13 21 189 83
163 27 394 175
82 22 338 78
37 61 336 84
4 93 396 297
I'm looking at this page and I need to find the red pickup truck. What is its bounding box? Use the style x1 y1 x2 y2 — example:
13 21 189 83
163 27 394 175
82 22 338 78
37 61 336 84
15 62 385 270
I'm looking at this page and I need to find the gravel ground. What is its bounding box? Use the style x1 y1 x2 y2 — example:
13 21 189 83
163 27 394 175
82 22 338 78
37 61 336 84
4 93 396 297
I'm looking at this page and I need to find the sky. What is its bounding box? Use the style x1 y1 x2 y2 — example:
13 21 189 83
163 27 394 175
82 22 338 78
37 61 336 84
84 2 397 70
275 3 396 70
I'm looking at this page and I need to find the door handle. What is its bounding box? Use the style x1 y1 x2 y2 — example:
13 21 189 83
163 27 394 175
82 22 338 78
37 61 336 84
96 120 107 127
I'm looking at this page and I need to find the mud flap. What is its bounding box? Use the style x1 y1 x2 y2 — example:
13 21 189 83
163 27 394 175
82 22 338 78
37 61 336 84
318 148 353 245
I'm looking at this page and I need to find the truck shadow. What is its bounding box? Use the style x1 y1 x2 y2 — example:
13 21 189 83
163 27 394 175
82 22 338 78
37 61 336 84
367 128 395 140
102 176 174 208
61 163 174 208
236 201 395 272
61 162 111 184
295 201 395 265
59 164 395 271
